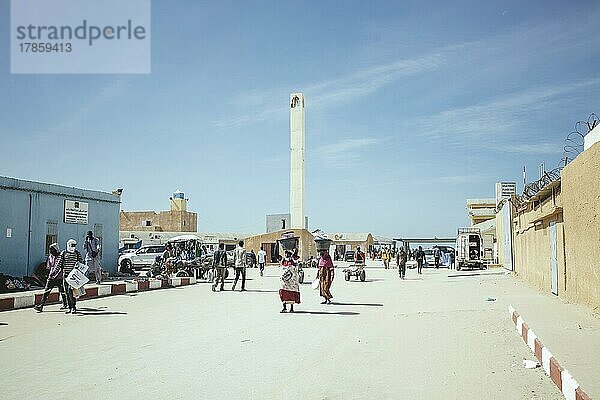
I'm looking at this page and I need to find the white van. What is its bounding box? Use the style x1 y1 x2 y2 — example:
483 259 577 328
455 228 485 270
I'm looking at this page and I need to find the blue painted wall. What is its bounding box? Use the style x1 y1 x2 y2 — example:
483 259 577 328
0 177 120 277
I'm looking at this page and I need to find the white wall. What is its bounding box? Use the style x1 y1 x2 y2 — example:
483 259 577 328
584 124 600 150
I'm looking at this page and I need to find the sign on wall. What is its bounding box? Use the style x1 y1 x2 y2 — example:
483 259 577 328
64 200 89 224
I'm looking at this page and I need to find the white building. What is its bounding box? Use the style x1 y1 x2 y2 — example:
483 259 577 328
495 182 516 206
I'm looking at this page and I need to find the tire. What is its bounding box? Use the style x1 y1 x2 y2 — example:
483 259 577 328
345 272 350 281
298 270 304 284
359 270 366 282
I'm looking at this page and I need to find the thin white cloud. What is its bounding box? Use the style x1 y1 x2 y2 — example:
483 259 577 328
433 174 492 184
415 78 600 148
213 43 470 129
316 137 379 167
491 142 561 155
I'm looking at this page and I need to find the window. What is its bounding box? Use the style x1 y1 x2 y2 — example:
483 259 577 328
144 220 152 227
45 221 58 255
281 219 286 229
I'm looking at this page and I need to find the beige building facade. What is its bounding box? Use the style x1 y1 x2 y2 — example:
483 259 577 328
512 181 565 297
501 142 600 311
561 141 600 309
466 198 496 225
243 229 317 264
120 191 197 232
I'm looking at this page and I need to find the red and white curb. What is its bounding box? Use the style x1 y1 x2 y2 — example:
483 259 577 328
508 305 592 400
0 277 196 312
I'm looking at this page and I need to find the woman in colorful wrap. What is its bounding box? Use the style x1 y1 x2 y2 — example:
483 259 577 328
279 250 300 313
318 249 334 304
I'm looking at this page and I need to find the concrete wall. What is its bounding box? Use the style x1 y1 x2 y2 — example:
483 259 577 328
0 177 120 277
496 200 515 270
512 185 565 296
561 141 600 310
266 213 290 233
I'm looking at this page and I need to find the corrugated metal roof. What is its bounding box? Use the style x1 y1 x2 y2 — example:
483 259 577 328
0 175 120 203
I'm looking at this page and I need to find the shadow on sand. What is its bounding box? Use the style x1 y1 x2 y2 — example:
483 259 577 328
447 271 506 278
290 310 359 316
243 289 278 293
74 307 127 316
329 302 383 307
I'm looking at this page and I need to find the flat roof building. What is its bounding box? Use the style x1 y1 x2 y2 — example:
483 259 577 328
466 198 496 225
120 191 197 232
495 182 517 206
0 176 120 277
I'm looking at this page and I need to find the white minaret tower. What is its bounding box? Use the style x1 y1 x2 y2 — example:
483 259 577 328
290 93 305 229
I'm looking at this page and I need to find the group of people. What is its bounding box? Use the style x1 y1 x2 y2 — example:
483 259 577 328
206 236 334 313
34 231 102 314
210 240 268 292
394 245 426 276
395 245 456 278
35 234 459 314
278 243 336 313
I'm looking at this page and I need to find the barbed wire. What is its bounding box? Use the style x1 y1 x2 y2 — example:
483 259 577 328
513 112 598 208
559 113 598 168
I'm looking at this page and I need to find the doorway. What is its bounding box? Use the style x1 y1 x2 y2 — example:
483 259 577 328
549 220 558 295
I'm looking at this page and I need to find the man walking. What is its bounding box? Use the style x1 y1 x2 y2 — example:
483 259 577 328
396 247 407 280
84 231 101 284
57 239 83 314
232 240 247 291
415 246 425 275
433 246 441 269
257 246 267 276
212 243 227 292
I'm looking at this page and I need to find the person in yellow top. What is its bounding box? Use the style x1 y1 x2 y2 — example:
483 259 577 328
382 248 390 269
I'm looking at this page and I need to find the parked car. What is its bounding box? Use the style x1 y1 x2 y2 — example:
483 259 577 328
344 251 355 262
118 245 166 271
424 248 435 267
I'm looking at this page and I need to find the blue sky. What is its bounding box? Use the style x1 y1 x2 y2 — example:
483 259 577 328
1 0 599 237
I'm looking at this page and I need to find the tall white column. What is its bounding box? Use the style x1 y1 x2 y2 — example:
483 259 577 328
290 93 305 229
